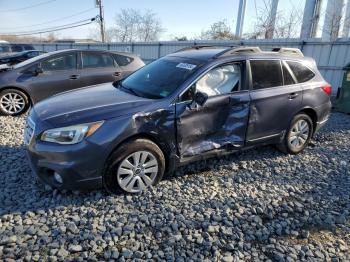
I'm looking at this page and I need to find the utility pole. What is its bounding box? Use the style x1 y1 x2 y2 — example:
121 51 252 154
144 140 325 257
235 0 247 38
300 0 322 39
342 0 350 38
266 0 279 39
97 0 105 42
322 0 344 40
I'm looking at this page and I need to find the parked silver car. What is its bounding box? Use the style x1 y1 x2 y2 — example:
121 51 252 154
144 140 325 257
0 49 145 116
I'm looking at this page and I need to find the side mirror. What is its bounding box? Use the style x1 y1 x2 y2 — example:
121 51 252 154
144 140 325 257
194 91 208 106
33 67 43 76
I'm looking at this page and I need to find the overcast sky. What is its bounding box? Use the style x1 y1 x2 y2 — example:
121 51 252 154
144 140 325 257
0 0 307 40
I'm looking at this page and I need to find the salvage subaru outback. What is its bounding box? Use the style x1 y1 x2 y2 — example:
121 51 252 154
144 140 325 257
25 46 332 194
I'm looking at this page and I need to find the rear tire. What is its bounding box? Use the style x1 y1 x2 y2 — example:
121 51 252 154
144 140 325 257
0 89 29 116
277 113 313 154
103 139 165 194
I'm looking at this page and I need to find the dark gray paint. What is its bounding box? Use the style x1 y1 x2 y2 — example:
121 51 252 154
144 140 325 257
26 49 332 190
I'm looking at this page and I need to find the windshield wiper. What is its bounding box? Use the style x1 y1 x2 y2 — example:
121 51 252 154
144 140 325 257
117 82 143 97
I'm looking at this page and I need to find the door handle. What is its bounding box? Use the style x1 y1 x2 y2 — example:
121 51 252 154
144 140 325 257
113 72 121 77
69 74 79 80
288 93 299 99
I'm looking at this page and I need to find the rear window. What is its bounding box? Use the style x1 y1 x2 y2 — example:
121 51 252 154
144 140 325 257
286 61 315 83
113 54 134 66
0 45 10 53
250 60 283 89
10 44 23 52
23 44 34 50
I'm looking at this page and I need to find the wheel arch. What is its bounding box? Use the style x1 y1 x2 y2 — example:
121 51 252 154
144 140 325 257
298 107 318 134
105 132 173 174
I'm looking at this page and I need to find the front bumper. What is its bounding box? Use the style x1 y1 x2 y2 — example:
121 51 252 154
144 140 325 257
25 114 105 191
25 147 103 190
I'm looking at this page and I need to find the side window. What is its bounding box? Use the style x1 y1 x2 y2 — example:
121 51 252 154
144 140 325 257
24 45 34 50
82 53 114 69
26 51 38 58
11 45 23 52
41 53 76 71
25 63 40 74
179 85 196 102
250 60 283 89
195 63 241 97
286 61 315 83
282 62 295 85
113 54 134 66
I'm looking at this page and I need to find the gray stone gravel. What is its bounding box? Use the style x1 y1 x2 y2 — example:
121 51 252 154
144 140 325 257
0 112 349 261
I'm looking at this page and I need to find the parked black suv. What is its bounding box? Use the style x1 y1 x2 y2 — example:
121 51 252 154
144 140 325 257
25 46 332 193
0 49 144 115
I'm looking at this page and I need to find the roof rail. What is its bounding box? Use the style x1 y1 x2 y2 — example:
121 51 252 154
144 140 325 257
175 45 236 53
272 47 304 57
215 46 262 57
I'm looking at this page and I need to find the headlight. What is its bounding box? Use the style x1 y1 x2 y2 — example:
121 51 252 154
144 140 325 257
41 121 104 144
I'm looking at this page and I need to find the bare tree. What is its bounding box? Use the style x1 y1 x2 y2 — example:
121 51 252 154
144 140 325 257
136 10 164 41
200 19 237 40
112 8 164 42
274 7 303 38
247 0 302 39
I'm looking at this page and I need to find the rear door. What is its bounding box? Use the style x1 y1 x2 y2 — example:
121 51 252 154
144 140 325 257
79 51 122 87
246 59 302 143
26 51 80 102
176 62 251 157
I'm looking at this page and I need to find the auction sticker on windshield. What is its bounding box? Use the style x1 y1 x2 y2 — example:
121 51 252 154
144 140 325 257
176 63 197 70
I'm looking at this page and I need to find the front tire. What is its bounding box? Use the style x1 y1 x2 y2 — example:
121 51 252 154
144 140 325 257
0 89 29 116
103 139 165 194
277 113 313 154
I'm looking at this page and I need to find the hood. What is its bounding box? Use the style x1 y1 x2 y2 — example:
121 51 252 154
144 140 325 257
34 83 154 127
0 52 21 59
0 64 12 71
0 52 14 58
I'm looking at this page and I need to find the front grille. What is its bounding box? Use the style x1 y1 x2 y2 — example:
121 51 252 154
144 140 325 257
24 117 35 145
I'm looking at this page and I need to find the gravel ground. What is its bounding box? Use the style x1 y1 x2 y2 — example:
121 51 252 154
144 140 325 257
0 112 349 262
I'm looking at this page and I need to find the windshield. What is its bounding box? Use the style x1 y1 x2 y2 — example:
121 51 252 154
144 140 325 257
121 57 202 99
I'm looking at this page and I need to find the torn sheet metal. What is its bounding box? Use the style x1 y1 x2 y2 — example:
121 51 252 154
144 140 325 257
131 107 177 154
176 92 250 157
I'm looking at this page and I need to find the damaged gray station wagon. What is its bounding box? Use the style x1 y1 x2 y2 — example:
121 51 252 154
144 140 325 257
25 46 332 194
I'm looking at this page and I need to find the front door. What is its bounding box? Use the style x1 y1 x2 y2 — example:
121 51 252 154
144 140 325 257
27 52 80 102
246 59 303 143
176 62 251 158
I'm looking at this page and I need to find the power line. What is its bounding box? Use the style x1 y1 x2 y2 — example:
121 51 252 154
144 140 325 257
2 20 96 36
0 0 57 12
1 17 98 35
0 8 96 30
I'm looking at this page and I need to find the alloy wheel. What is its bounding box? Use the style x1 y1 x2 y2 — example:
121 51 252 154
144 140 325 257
288 119 310 150
117 150 159 193
0 92 25 115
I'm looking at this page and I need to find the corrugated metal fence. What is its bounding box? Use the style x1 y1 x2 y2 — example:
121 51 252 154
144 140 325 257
31 39 350 92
